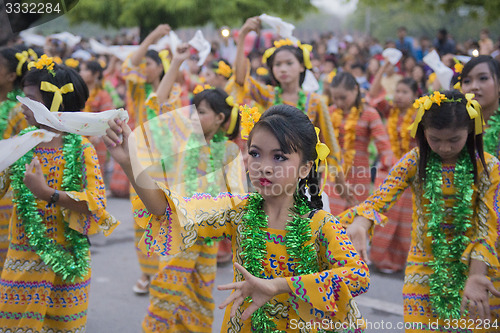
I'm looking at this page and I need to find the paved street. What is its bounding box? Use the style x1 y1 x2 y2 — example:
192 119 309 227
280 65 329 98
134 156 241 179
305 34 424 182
87 197 406 332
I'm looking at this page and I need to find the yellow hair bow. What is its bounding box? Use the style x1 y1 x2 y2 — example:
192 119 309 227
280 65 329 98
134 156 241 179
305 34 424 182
314 127 330 196
15 51 30 76
158 50 170 74
225 96 239 136
40 81 74 111
465 93 483 135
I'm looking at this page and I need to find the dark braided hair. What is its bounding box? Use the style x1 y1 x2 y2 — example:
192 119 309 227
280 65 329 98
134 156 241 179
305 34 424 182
248 104 323 209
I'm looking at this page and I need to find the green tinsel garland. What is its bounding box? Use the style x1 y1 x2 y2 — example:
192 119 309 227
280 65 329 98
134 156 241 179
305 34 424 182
184 131 226 197
483 107 500 157
424 150 473 319
0 89 23 138
11 127 90 282
274 86 307 113
145 83 173 172
240 192 319 332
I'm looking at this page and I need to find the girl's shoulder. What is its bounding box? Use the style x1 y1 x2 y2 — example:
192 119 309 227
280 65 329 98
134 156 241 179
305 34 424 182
480 152 500 174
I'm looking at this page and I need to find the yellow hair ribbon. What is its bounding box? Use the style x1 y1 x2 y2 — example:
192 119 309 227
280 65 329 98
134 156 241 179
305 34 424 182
314 127 330 196
28 49 38 61
15 51 30 76
226 96 239 136
300 43 313 70
408 104 425 138
261 47 276 65
158 50 170 74
40 81 74 111
465 93 483 135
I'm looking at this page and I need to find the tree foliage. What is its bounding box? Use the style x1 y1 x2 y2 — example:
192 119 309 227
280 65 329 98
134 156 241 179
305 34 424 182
357 0 500 23
67 0 316 39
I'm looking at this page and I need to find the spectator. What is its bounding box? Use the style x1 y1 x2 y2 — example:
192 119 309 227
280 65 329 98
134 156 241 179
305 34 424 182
433 28 456 56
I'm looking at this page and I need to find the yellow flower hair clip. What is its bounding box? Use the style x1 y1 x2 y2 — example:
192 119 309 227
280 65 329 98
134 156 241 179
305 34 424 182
256 67 269 76
314 127 330 196
261 39 313 69
193 84 213 95
327 69 337 84
408 91 480 137
240 105 261 140
215 61 232 78
28 54 56 76
64 58 80 68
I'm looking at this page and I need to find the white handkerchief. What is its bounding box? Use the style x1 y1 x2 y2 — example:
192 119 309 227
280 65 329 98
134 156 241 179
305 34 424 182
0 130 58 173
423 50 454 90
50 32 81 48
89 39 139 61
17 97 129 136
454 55 472 64
154 31 181 55
19 30 46 47
382 48 403 65
188 30 211 66
259 14 296 42
302 69 320 92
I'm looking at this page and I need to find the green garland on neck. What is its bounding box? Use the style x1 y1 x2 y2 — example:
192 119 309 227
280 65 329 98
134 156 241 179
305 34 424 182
145 83 173 173
184 131 226 197
0 89 24 138
483 106 500 157
274 86 307 113
424 149 474 319
240 192 319 332
10 126 90 282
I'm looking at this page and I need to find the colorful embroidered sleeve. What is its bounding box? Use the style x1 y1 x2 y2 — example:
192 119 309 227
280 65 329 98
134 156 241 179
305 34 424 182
132 183 247 256
121 56 147 85
461 155 500 271
245 75 274 110
310 93 341 169
63 138 119 236
338 148 418 227
365 107 394 170
285 211 369 325
3 104 28 139
145 83 183 114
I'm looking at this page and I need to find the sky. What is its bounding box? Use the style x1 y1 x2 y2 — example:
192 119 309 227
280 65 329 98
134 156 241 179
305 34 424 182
311 0 358 16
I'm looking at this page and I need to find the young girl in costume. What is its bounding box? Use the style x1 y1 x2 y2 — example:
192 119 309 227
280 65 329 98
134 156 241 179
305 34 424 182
368 77 420 273
104 103 369 332
341 90 500 332
326 71 393 215
460 55 500 322
0 55 118 332
203 59 233 90
233 17 344 184
121 24 178 294
0 46 33 273
129 43 244 332
80 60 114 178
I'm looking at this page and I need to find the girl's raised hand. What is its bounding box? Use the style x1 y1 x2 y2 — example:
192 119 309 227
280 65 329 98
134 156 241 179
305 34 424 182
461 275 500 321
146 24 171 44
24 157 50 200
240 17 261 38
345 216 372 263
217 262 279 321
102 119 133 167
173 43 191 63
